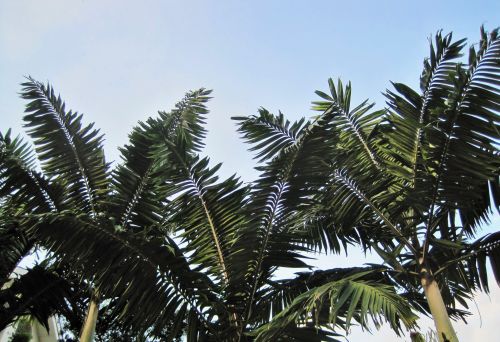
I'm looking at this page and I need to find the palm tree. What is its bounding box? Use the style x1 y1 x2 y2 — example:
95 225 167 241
1 77 417 341
235 27 499 342
0 79 217 341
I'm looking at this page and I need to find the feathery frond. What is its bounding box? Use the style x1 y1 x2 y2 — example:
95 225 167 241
21 77 109 215
253 270 418 341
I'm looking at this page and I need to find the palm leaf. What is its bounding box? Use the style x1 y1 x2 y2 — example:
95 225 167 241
0 213 32 283
253 270 418 341
0 263 75 331
419 28 500 263
28 211 224 338
161 148 248 285
111 89 212 230
233 109 308 162
21 77 109 215
233 108 340 330
383 31 466 179
434 231 500 294
0 130 63 213
313 78 384 171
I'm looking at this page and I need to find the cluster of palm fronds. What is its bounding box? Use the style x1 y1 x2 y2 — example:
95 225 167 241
1 27 499 341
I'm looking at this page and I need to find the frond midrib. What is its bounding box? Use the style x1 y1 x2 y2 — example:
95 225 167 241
29 80 98 215
327 101 381 170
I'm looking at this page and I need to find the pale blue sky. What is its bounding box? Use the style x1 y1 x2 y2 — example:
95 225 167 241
1 1 499 340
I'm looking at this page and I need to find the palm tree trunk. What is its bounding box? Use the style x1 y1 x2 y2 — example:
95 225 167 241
420 274 458 342
79 291 100 342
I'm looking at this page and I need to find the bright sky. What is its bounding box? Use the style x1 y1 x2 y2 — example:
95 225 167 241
1 1 499 341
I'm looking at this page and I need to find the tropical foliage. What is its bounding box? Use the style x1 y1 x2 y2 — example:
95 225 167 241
1 26 498 342
0 78 416 341
234 27 499 342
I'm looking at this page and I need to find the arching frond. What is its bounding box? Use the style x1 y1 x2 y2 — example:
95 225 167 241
0 264 76 331
313 78 384 171
161 148 248 284
21 77 109 214
315 168 414 254
433 231 500 294
0 130 63 213
233 108 339 331
256 266 391 320
426 27 500 233
111 88 212 231
0 214 32 283
233 109 308 162
252 270 418 341
28 211 224 337
383 32 466 177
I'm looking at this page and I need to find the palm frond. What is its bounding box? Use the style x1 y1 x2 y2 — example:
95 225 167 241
111 88 212 231
318 168 415 253
233 108 340 330
161 148 248 284
305 80 418 254
0 213 32 282
233 109 308 162
0 263 75 331
28 211 224 337
383 32 466 178
313 78 384 170
0 130 63 213
434 231 500 294
257 266 391 319
420 28 500 263
253 270 418 341
21 77 109 214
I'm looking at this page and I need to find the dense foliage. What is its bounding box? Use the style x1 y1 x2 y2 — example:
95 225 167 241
1 27 499 342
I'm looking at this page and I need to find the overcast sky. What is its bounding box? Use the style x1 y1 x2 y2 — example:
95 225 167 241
1 1 499 340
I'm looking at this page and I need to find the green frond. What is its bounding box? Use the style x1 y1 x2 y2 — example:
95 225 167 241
233 109 308 162
28 211 224 337
465 231 500 291
0 130 63 213
434 231 500 294
111 119 164 230
316 168 414 253
21 77 109 214
0 213 32 282
378 32 467 235
0 263 75 331
111 88 211 231
383 31 467 175
420 31 467 94
162 149 248 284
420 27 500 245
158 88 212 153
256 266 391 320
253 270 418 341
313 78 384 171
234 105 341 330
